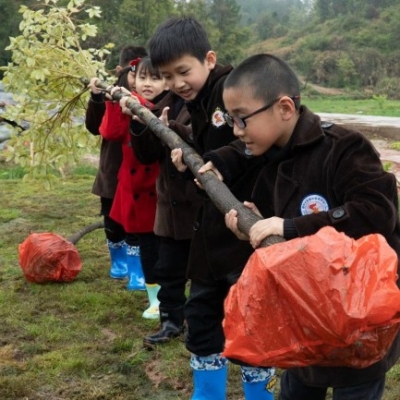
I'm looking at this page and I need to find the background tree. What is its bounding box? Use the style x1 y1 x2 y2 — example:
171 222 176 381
83 0 122 52
2 0 397 96
0 0 24 79
315 0 333 22
118 0 176 47
209 0 252 65
3 0 400 182
1 0 111 185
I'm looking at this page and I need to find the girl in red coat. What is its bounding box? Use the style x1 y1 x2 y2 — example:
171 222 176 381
100 57 168 319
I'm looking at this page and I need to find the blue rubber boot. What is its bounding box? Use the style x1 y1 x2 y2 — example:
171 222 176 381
142 284 160 319
125 244 146 291
107 240 128 279
190 353 228 400
241 366 276 400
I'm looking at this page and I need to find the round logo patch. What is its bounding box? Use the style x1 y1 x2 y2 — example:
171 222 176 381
300 194 329 215
211 107 226 127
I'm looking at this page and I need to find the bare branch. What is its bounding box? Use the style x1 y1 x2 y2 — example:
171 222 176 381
83 78 284 247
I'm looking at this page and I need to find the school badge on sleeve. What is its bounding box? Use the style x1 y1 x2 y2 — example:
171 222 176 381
211 107 226 127
300 194 329 215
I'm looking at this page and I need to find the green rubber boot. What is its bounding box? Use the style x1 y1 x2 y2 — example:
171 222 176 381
142 284 160 319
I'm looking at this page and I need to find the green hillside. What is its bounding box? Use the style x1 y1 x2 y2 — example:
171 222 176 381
1 0 400 98
239 0 400 99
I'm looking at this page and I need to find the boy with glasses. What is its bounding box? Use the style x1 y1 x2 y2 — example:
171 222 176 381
199 53 400 400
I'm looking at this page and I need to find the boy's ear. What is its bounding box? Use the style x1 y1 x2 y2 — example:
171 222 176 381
279 96 297 120
205 51 217 70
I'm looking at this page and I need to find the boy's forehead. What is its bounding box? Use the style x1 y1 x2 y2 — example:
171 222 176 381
223 86 259 111
223 84 247 98
159 54 202 71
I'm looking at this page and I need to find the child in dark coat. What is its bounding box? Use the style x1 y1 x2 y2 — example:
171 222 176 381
199 53 400 400
85 45 147 279
126 90 202 347
147 17 276 400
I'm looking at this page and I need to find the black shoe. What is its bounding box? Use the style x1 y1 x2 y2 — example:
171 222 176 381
143 320 184 348
143 306 185 349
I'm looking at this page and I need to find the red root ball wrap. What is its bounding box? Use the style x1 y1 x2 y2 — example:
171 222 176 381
19 232 82 283
223 226 400 369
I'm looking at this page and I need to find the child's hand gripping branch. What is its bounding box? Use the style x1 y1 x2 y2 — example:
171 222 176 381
157 106 170 126
170 148 188 173
226 207 284 249
197 161 284 247
87 79 130 100
111 85 132 98
88 77 103 95
117 88 141 120
196 160 224 188
118 89 170 127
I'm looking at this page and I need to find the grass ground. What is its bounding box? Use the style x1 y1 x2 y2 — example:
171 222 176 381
1 160 400 400
0 161 246 400
302 95 400 117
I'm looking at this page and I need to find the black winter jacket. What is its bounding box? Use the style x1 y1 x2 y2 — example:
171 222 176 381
205 106 400 388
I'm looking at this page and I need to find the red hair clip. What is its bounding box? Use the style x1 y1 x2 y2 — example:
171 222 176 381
129 58 142 72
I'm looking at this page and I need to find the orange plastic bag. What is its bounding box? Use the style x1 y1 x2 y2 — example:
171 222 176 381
223 226 400 368
19 232 82 283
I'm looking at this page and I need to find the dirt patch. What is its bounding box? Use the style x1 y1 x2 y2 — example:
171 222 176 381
338 122 400 189
371 138 400 187
302 80 345 95
335 122 400 142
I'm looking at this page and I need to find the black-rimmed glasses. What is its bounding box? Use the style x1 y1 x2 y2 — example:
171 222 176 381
223 96 300 129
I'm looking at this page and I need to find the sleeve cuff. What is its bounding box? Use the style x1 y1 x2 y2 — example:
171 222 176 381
90 93 104 103
284 219 299 239
203 151 233 185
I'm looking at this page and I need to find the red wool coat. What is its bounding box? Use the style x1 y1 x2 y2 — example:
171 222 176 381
99 101 160 233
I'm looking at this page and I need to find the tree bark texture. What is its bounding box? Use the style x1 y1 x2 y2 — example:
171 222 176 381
67 220 104 245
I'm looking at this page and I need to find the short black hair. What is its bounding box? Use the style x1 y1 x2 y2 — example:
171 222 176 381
119 45 148 68
148 17 211 67
224 54 300 109
116 67 131 90
137 56 162 79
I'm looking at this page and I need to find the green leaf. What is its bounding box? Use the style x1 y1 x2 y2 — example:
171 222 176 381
2 0 112 181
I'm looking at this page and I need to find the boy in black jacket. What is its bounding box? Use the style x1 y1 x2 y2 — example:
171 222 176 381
199 53 400 400
147 17 276 399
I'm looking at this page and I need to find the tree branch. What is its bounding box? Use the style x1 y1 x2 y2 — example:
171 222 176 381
67 220 104 245
83 78 284 247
